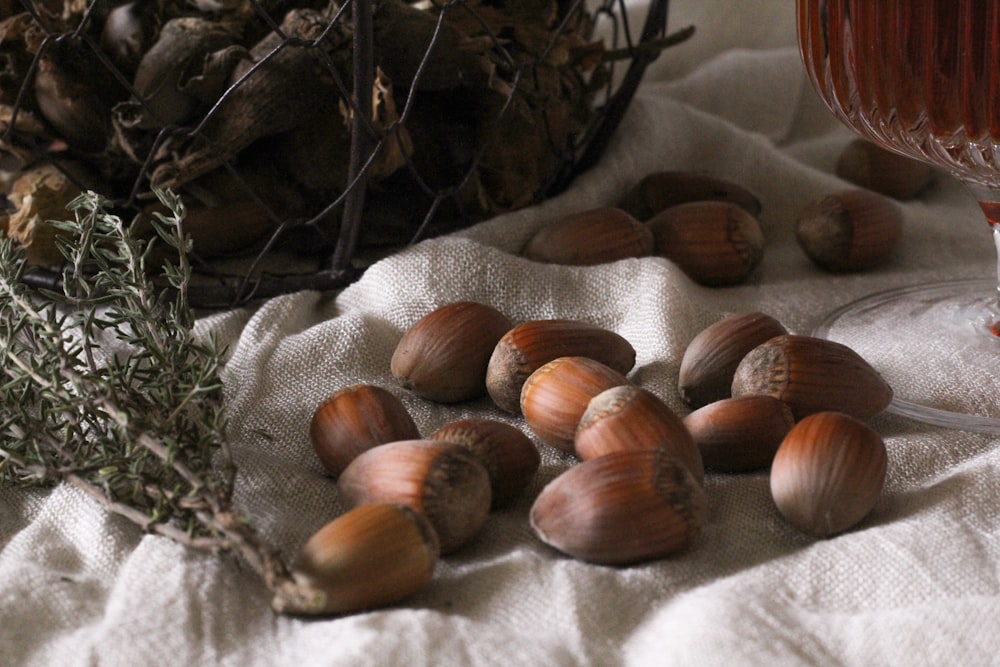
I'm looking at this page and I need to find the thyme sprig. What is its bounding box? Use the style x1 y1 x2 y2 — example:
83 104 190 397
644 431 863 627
0 191 319 612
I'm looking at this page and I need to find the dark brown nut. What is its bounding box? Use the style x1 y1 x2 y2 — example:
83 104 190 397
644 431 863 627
796 189 904 272
337 440 492 554
836 139 934 199
647 201 765 286
486 320 636 414
520 356 629 453
731 335 893 421
522 207 654 265
391 301 513 403
575 385 704 485
431 418 540 509
618 171 763 221
310 384 421 478
279 503 439 615
683 395 795 472
529 448 706 565
678 312 789 408
770 411 887 537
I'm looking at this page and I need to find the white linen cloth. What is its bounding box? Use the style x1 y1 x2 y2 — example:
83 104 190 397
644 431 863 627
4 1 1000 665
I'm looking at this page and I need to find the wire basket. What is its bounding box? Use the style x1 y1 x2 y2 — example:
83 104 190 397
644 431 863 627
1 0 689 308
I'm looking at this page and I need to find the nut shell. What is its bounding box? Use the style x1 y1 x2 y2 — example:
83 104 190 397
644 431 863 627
836 139 934 199
309 384 420 478
431 418 540 508
678 312 788 408
575 385 704 485
770 411 887 537
523 207 654 265
391 301 513 403
529 448 706 565
647 201 765 286
796 189 904 272
337 440 492 554
731 335 892 421
520 356 630 452
487 320 636 414
683 395 795 472
618 171 762 220
279 503 439 615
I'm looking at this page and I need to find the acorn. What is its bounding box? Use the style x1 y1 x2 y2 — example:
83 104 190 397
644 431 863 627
796 189 904 272
647 201 765 286
731 335 893 421
522 207 654 265
770 411 888 537
836 139 934 200
520 356 630 453
309 384 420 478
276 503 439 615
575 385 704 485
618 171 763 221
431 418 540 508
391 301 513 403
337 440 492 554
529 448 706 565
486 320 636 414
678 312 789 408
683 395 795 472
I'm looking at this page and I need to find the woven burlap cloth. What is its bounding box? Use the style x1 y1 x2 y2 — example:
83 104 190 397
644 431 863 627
3 2 999 665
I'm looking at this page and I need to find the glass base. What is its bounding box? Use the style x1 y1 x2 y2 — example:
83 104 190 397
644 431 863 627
811 278 1000 434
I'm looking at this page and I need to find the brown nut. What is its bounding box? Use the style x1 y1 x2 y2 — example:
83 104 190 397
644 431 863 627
836 139 934 199
678 312 789 408
337 440 492 554
770 411 887 537
391 301 513 403
520 356 629 453
796 189 904 272
647 201 765 286
310 384 421 478
683 395 795 472
487 320 636 414
278 503 439 615
522 207 654 265
731 335 893 421
575 385 704 485
529 448 706 565
618 171 762 221
431 418 540 509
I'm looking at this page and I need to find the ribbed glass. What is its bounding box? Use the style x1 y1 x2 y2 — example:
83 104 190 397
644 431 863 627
797 0 1000 189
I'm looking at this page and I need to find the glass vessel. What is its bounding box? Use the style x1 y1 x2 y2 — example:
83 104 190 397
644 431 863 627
797 0 1000 432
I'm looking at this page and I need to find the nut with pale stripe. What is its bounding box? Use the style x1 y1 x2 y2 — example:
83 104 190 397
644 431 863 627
520 356 630 453
678 312 788 408
575 385 704 485
487 320 636 414
731 334 892 421
770 411 887 537
530 448 706 565
337 440 492 554
278 503 439 615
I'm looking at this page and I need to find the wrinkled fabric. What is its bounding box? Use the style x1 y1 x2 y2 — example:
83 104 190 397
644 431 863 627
4 2 1000 665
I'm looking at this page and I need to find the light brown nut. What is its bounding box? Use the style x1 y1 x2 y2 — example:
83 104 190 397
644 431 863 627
530 448 706 565
796 189 904 272
523 207 654 265
486 320 636 414
391 301 512 403
683 395 795 472
731 334 893 421
770 411 887 537
647 201 765 286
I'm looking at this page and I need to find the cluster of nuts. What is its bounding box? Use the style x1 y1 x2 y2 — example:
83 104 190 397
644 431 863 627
291 295 895 614
521 139 933 282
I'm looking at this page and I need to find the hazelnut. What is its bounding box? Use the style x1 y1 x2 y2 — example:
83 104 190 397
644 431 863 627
618 171 762 221
836 139 934 199
523 207 654 265
683 395 795 472
796 189 904 272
